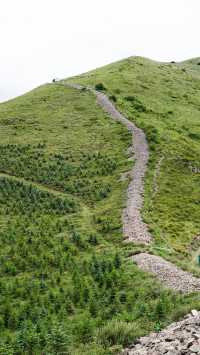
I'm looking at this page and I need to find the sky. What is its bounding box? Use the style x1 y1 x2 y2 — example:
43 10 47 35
0 0 199 102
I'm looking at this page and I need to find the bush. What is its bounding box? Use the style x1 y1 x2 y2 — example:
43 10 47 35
114 88 121 94
124 95 136 102
144 125 160 145
124 96 146 112
95 83 107 91
188 132 200 141
109 95 117 102
47 324 71 353
88 234 98 245
96 320 138 346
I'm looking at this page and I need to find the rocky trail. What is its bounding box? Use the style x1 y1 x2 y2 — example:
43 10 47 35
133 253 200 293
65 82 151 245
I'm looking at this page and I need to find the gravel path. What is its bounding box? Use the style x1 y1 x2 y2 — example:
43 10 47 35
132 253 200 293
64 82 151 244
123 310 200 355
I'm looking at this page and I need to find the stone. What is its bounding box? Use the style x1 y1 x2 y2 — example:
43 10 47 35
191 310 199 317
165 335 174 342
193 333 200 340
187 339 195 348
189 345 200 353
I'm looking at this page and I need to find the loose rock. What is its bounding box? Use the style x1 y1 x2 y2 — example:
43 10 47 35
123 311 200 355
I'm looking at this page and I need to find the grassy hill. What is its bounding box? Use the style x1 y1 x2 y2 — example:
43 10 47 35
67 56 200 272
0 59 200 354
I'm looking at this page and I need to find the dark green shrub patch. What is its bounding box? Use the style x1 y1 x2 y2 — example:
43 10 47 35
95 83 107 91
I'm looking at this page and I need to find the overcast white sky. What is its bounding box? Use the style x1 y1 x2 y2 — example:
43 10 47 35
0 0 199 102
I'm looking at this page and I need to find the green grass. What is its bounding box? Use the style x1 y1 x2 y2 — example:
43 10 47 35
1 63 200 354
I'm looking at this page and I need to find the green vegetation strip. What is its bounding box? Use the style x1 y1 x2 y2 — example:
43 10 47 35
0 172 77 200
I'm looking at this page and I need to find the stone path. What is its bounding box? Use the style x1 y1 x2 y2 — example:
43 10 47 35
122 310 200 355
64 82 151 244
133 253 200 293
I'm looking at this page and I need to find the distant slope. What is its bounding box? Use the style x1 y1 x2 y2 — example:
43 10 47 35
67 56 200 274
178 57 200 78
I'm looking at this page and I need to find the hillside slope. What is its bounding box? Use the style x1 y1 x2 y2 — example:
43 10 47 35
1 58 200 354
67 56 200 274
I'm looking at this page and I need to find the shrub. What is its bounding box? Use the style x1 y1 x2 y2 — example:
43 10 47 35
96 320 138 346
88 234 98 245
47 324 71 353
71 231 85 248
124 96 146 112
144 125 160 145
109 95 117 102
114 253 121 268
114 88 121 94
95 83 107 91
124 95 135 102
188 132 200 141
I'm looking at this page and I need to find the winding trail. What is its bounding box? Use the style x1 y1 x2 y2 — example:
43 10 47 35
61 82 200 294
65 82 152 245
